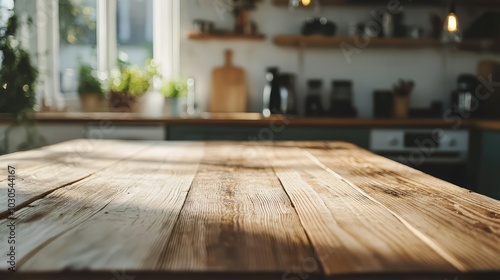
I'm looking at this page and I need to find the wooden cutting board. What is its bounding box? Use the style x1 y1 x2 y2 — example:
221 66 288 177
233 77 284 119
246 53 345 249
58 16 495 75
210 50 247 113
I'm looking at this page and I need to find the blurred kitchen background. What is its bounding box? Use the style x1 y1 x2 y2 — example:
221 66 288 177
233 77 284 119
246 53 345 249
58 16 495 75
1 0 500 199
2 0 498 116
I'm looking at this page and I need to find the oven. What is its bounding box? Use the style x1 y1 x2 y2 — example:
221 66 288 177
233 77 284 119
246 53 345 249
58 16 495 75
370 129 469 187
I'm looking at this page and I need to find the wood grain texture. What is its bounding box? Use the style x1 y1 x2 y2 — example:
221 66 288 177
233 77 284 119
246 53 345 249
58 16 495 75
301 141 500 272
3 142 204 272
0 140 499 280
265 144 457 277
0 139 152 217
156 142 317 274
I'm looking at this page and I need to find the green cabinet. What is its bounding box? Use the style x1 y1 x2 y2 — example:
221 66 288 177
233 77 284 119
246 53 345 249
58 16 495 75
166 125 370 148
477 131 500 200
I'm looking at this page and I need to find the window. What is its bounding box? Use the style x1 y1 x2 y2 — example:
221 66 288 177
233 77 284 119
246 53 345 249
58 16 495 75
0 0 14 66
59 0 98 95
0 0 14 29
117 0 153 66
32 0 179 107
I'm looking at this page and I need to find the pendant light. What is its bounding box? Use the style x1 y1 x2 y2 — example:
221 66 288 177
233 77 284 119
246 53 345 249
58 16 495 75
289 0 320 11
442 0 462 43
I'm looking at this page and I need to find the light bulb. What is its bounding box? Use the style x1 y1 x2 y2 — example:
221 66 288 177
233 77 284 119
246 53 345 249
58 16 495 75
442 1 462 43
289 0 319 10
446 13 458 32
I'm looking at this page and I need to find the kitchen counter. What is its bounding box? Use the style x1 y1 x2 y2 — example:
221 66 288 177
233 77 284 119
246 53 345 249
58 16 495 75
2 112 500 129
0 140 499 279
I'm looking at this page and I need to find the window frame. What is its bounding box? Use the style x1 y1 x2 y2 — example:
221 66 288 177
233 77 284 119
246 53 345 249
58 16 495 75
37 0 180 108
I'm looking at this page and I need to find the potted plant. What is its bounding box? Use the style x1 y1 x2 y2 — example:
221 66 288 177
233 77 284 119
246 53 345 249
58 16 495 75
160 78 188 116
78 63 104 112
0 15 38 115
108 60 158 112
0 11 46 154
232 0 257 35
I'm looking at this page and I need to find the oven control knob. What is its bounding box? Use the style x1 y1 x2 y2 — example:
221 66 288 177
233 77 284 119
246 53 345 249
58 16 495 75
449 139 457 147
389 137 399 147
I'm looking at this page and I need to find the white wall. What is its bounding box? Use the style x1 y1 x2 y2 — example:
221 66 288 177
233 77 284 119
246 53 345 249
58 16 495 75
180 0 500 117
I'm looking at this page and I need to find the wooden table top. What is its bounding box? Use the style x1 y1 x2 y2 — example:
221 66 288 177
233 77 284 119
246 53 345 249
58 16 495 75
0 140 499 280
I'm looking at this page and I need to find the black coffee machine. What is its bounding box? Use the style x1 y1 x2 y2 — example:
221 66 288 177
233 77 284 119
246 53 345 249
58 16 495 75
450 74 479 117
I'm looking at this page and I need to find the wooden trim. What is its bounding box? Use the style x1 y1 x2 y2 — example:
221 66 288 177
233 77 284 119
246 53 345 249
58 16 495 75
187 32 266 41
273 0 500 6
2 113 500 131
273 35 500 51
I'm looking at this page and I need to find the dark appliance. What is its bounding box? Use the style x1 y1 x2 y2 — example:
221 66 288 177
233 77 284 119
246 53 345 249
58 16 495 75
409 101 443 118
305 79 325 117
262 67 281 117
450 74 479 117
301 17 336 36
278 73 298 115
328 80 357 117
371 129 469 188
373 90 394 118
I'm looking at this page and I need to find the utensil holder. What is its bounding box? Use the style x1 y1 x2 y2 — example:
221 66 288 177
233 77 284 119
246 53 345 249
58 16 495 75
394 96 410 118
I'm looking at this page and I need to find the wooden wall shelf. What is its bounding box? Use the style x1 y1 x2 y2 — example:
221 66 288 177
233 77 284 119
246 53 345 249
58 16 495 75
273 35 500 52
273 35 439 48
188 33 266 41
273 0 500 6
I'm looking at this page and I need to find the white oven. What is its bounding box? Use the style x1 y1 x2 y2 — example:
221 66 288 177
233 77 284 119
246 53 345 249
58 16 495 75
370 129 469 186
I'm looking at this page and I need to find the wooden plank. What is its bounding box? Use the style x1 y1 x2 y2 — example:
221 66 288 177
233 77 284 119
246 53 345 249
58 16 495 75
156 142 318 274
273 35 441 48
0 140 77 170
188 32 266 41
0 139 153 217
1 271 305 280
273 35 500 52
1 112 486 128
0 142 204 274
0 139 127 179
272 0 449 6
301 141 500 272
0 140 499 279
264 143 457 278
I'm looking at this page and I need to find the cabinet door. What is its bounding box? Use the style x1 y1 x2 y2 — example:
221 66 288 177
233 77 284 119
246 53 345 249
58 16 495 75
167 125 269 141
85 123 165 141
478 131 500 200
167 125 370 148
277 127 370 148
0 124 86 154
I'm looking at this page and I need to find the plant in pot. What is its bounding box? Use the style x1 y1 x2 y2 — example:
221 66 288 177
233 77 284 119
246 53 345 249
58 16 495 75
108 60 158 113
160 78 188 116
78 63 104 112
0 10 46 154
0 15 37 115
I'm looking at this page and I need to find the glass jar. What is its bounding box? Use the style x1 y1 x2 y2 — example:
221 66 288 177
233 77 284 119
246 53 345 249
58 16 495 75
305 79 324 117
